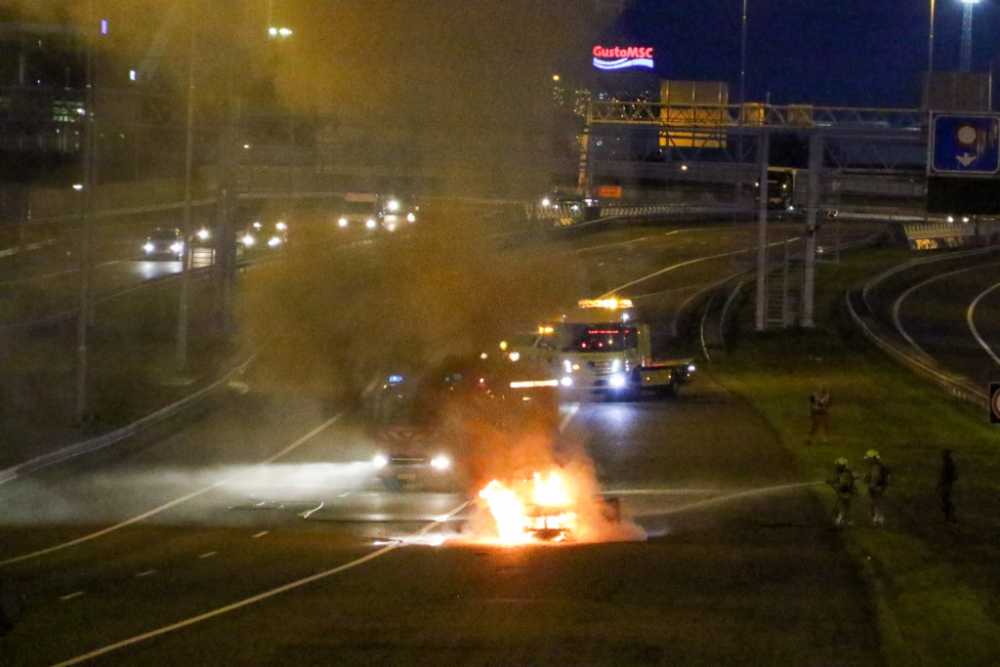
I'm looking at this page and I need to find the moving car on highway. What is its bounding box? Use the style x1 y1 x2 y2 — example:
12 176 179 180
141 228 184 261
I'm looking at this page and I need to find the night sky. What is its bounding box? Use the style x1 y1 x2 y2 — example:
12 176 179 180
607 0 1000 108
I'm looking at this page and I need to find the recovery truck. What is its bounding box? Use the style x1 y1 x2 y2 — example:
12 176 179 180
502 298 696 397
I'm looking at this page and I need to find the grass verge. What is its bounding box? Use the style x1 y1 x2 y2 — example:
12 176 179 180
707 246 1000 667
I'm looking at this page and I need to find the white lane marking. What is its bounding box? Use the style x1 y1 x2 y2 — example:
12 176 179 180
558 403 580 433
251 531 268 539
60 592 85 602
559 235 652 255
299 502 324 519
198 552 217 559
598 239 793 299
135 570 156 578
46 501 470 667
0 414 343 566
891 263 993 359
338 491 352 498
966 281 1000 368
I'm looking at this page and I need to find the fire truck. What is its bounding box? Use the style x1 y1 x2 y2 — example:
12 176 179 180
504 298 696 397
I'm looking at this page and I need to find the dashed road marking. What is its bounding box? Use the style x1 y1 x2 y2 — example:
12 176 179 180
46 501 470 667
251 531 268 539
198 552 217 559
60 592 85 602
135 570 156 578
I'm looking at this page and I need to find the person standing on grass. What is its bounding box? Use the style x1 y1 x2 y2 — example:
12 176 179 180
863 450 890 526
828 457 856 529
806 384 831 443
937 448 958 523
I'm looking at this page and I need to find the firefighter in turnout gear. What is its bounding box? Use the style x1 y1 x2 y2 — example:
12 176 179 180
807 385 832 443
863 450 890 526
828 458 857 529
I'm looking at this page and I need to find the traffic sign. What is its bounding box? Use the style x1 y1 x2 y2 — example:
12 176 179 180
930 114 1000 175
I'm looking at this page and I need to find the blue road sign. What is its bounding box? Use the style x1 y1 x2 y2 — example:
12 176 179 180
931 114 1000 175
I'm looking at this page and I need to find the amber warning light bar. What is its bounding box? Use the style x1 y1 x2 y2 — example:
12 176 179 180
577 298 633 310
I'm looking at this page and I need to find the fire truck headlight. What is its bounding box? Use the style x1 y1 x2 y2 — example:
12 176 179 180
609 374 627 389
430 455 451 471
373 454 388 469
143 242 154 253
560 376 573 387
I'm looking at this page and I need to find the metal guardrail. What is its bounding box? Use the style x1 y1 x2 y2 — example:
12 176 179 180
531 202 752 227
846 248 996 407
0 354 256 487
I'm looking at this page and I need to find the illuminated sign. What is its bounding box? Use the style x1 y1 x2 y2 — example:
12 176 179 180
592 45 654 71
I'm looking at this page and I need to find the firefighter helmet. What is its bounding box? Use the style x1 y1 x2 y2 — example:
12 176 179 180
865 449 880 461
834 457 849 470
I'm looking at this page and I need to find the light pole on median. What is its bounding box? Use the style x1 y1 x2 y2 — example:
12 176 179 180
176 0 197 373
928 0 936 74
960 0 980 72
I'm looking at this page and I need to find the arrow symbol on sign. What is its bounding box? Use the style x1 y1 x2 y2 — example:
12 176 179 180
957 153 978 167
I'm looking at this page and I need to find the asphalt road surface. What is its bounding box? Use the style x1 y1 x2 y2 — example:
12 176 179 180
0 217 885 666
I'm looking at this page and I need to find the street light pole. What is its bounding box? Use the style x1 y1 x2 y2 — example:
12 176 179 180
176 0 197 373
739 0 748 113
960 0 980 73
928 0 936 74
75 0 96 425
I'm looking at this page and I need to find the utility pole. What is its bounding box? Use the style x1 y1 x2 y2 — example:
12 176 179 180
176 0 197 373
754 130 769 331
801 132 822 328
74 0 96 425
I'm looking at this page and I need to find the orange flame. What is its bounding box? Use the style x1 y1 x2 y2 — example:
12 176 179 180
477 469 579 544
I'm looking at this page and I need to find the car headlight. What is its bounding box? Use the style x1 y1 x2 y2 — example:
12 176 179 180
242 234 255 246
143 242 154 253
170 241 184 253
386 199 401 213
541 197 551 207
275 222 287 231
338 218 348 228
609 374 626 389
196 229 210 241
407 212 416 223
373 454 388 469
560 376 573 387
267 236 282 247
430 455 451 471
366 218 377 229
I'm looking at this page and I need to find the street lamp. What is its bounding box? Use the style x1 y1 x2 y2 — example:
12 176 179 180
960 0 981 72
